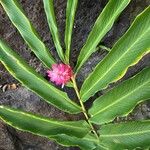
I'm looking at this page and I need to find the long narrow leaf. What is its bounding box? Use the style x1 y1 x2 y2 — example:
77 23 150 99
0 40 81 114
99 121 150 150
43 0 64 61
89 67 150 125
0 0 55 67
75 0 130 73
65 0 78 63
80 6 150 102
0 106 89 138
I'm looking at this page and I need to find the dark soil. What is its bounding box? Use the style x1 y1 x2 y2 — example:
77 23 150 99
0 0 150 150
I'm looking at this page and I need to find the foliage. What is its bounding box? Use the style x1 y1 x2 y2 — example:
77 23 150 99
0 0 150 149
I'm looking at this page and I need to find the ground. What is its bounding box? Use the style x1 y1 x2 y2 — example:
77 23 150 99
0 0 150 150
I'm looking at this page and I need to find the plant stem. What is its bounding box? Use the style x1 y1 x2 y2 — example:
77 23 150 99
71 77 99 141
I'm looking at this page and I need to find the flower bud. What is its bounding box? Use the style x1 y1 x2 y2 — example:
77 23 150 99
47 63 73 88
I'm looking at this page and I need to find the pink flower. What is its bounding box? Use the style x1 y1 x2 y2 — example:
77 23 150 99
47 63 73 87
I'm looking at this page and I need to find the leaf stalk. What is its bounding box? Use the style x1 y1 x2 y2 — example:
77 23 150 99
71 77 99 141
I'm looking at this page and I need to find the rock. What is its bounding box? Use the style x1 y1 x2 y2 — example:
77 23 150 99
132 102 150 120
0 121 15 150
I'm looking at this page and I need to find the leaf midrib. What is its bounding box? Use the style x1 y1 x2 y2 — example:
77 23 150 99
0 106 86 131
82 24 150 100
101 129 150 137
91 77 150 117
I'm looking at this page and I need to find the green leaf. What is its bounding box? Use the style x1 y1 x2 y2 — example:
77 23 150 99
75 0 130 73
0 0 55 68
0 106 89 138
43 0 64 61
89 67 150 125
65 0 78 63
0 39 81 114
50 134 98 150
99 121 150 150
80 6 150 102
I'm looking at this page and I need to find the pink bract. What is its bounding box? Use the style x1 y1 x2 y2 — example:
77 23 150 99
47 63 73 87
